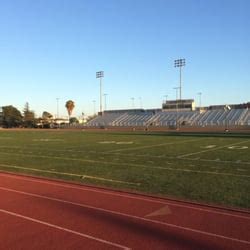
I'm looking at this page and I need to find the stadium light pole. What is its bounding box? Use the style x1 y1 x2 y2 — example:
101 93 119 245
174 87 180 130
92 100 96 115
56 98 60 118
131 97 135 108
224 105 231 132
164 95 168 103
197 92 202 110
96 71 104 115
174 58 186 100
139 97 142 109
103 93 108 111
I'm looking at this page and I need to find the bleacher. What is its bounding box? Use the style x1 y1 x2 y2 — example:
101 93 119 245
85 108 250 128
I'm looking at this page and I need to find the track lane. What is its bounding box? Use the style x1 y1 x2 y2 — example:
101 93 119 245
0 210 125 250
0 172 249 250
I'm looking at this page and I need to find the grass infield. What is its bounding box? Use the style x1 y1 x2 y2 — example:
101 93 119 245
0 130 249 209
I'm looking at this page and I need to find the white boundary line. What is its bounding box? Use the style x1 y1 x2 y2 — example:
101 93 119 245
0 172 249 220
0 186 249 246
0 164 140 186
178 140 250 158
1 163 249 180
0 208 130 250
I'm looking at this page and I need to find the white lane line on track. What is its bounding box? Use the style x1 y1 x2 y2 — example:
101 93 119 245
0 164 140 186
107 138 204 153
0 172 249 220
0 209 130 250
178 140 250 158
0 186 249 246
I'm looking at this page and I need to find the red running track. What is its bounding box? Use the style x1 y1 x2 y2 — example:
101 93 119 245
0 172 249 250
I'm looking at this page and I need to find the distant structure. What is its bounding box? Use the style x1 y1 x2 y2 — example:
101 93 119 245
0 107 3 126
162 99 195 111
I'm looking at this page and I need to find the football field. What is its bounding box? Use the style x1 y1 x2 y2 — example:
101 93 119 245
0 130 249 209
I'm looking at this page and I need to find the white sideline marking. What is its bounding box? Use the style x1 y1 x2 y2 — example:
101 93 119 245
0 164 140 186
178 140 250 158
0 208 130 250
0 173 249 220
107 138 203 153
0 186 249 246
1 161 248 180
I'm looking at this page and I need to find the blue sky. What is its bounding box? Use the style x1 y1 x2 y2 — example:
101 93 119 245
0 0 249 117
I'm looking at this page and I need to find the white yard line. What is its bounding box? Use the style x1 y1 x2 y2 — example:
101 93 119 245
0 186 249 246
178 140 250 158
0 173 249 220
2 144 250 166
0 208 130 250
0 151 154 169
0 164 140 186
107 138 203 153
103 151 250 166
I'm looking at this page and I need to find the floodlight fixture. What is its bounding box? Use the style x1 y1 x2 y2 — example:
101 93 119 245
96 71 104 78
174 58 186 100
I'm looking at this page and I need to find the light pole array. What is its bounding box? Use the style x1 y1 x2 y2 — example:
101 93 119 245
96 71 104 114
174 58 186 101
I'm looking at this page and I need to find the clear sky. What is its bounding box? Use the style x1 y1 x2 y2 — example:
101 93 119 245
0 0 249 117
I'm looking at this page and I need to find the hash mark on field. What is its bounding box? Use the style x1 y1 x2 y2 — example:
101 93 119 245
178 140 250 158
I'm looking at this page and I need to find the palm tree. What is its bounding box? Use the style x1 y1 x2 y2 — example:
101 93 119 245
65 100 75 119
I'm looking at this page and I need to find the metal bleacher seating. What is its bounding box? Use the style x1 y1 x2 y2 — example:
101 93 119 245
85 108 250 128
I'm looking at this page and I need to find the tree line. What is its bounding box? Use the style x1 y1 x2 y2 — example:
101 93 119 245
0 100 76 128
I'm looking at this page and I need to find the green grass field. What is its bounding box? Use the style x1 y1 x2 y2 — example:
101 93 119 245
0 130 250 209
